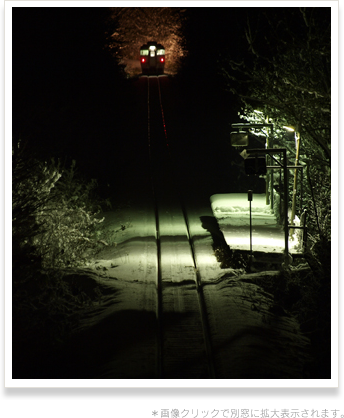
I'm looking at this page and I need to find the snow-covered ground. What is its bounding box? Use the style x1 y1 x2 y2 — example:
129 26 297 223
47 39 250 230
211 193 301 254
12 187 313 385
50 192 311 384
11 75 313 385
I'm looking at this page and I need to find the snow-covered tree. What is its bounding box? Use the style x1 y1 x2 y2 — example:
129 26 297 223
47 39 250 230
105 7 187 76
222 8 332 258
222 8 331 167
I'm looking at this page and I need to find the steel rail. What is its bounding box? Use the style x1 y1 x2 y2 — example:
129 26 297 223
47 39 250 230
157 76 216 378
146 76 163 378
148 75 216 378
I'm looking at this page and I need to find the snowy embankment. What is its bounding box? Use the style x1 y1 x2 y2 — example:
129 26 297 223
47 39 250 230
13 193 311 381
211 193 301 254
55 195 311 381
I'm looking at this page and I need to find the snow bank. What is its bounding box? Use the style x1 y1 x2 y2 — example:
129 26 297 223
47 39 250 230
210 193 301 254
211 193 274 219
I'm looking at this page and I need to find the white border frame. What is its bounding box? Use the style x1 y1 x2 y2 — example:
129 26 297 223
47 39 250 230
4 0 340 389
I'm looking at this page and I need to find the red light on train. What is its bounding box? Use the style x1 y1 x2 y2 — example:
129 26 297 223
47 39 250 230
141 58 146 63
160 58 165 63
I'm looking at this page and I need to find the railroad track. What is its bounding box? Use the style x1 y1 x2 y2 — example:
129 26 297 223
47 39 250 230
143 75 216 378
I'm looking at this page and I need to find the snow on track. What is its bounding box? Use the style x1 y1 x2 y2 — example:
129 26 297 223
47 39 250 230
49 78 311 382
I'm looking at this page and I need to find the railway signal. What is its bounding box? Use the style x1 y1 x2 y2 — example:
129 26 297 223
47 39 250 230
229 122 294 264
230 131 249 147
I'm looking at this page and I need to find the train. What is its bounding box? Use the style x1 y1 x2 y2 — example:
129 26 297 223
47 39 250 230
140 42 165 75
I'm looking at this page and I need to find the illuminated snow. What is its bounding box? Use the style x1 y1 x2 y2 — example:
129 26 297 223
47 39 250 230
30 193 309 382
211 193 301 254
90 192 303 288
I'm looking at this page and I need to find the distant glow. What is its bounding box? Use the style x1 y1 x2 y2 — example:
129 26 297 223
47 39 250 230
108 8 186 77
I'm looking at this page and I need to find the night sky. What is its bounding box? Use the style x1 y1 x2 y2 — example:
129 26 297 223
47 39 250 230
13 9 123 197
11 6 307 196
12 7 248 190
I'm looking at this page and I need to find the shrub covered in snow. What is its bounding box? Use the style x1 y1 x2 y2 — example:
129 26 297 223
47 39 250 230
12 140 106 271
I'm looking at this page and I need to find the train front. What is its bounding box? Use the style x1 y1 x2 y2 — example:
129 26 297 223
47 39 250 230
140 42 165 75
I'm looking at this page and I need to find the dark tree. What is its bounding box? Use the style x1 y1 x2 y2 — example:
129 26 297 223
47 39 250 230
220 8 332 249
221 8 331 166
